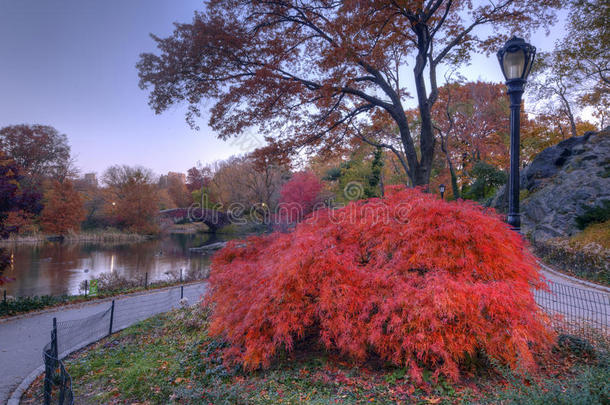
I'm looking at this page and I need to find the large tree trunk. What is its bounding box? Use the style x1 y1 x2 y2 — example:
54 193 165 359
439 134 460 199
395 120 433 186
416 107 436 186
410 24 436 187
390 68 436 186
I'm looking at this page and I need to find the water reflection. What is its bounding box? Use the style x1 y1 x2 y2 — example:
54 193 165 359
2 233 237 297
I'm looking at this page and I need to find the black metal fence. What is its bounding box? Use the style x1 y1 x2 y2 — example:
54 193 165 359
1 268 205 317
38 279 607 403
534 279 609 339
41 284 196 404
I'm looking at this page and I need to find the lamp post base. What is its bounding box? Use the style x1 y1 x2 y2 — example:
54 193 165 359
507 213 521 233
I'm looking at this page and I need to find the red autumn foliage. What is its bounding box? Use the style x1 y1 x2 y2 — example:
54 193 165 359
278 171 322 223
207 186 552 382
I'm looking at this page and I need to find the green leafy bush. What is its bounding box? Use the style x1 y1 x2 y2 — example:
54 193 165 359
1 295 70 316
576 200 610 230
462 162 507 202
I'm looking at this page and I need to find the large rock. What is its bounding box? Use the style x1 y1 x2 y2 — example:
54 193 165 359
491 127 610 241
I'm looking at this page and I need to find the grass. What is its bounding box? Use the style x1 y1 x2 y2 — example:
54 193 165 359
21 306 610 405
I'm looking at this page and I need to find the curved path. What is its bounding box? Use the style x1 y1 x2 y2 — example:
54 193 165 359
0 282 208 405
537 264 610 332
1 267 608 404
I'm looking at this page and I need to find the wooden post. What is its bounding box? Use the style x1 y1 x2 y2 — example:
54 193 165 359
144 272 148 289
180 285 184 300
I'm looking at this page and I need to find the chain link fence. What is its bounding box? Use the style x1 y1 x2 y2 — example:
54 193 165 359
40 284 202 405
535 279 609 340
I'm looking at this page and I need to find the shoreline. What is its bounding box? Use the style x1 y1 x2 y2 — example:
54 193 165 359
0 231 156 246
0 278 209 320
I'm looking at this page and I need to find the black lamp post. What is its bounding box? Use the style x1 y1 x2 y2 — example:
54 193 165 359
439 183 445 200
497 36 536 232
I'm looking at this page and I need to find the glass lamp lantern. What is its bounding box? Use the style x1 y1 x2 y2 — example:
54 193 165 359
497 36 536 82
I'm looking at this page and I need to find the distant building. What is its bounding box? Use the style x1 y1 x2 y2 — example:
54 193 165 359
83 173 98 187
167 171 186 184
159 171 186 188
158 175 168 188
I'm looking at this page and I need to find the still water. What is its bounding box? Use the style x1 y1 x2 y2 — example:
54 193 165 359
2 233 240 297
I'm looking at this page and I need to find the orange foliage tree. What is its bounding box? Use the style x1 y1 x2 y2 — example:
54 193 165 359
207 187 552 382
103 165 160 234
40 180 85 235
138 0 559 186
521 113 598 164
167 175 191 208
432 81 510 198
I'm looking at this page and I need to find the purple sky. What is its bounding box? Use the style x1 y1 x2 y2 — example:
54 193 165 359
0 1 566 177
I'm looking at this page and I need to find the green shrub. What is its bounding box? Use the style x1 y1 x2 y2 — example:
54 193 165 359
0 295 70 316
462 162 507 202
575 200 610 230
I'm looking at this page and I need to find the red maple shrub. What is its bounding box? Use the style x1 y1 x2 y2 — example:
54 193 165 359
207 186 553 382
278 171 322 223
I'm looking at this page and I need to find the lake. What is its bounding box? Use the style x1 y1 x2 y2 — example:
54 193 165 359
1 233 241 298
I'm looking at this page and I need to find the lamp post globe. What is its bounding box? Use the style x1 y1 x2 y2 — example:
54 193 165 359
497 36 536 232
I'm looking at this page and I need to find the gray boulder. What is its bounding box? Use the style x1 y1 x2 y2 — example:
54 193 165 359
490 127 610 241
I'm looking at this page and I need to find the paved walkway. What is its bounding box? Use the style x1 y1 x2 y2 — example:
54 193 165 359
1 268 608 404
0 282 208 404
537 266 610 332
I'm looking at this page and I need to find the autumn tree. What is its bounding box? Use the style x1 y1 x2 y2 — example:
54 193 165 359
138 0 559 187
208 186 552 381
563 0 609 126
167 174 192 208
186 165 212 193
207 155 288 211
529 0 609 130
528 52 585 138
432 81 509 198
0 151 21 284
40 180 86 235
249 146 292 209
278 171 322 222
0 125 71 179
103 165 160 234
520 114 597 164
